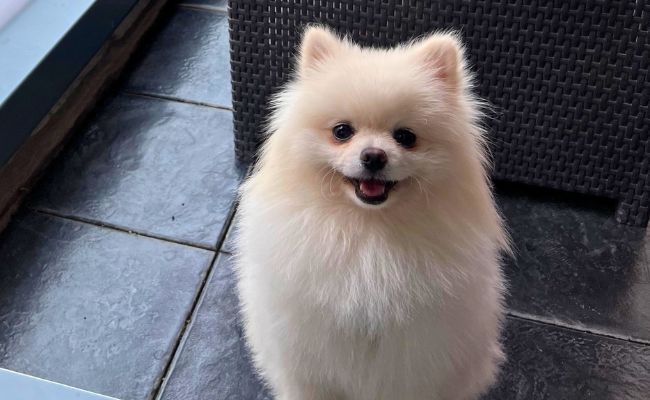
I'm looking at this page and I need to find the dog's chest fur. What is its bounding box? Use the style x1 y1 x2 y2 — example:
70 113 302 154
237 193 505 400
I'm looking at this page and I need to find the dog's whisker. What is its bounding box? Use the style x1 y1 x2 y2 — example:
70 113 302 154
410 176 432 207
319 168 336 199
327 170 337 196
327 169 338 196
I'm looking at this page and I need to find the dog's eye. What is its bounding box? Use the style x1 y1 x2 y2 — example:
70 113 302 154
332 123 354 141
393 128 416 148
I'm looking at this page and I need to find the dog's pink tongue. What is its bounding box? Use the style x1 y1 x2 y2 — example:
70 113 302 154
360 179 385 197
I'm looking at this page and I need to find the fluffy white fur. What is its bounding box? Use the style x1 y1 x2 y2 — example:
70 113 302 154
235 26 509 400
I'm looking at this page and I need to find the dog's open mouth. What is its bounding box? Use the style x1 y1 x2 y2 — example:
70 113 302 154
347 178 397 205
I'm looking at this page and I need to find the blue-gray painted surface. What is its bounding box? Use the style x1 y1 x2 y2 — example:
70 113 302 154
0 368 119 400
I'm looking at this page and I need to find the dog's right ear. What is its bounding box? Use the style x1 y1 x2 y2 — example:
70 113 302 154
412 33 465 91
298 26 343 75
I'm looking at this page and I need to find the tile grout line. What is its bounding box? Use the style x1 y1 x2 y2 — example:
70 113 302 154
506 311 650 346
32 207 216 252
151 251 221 400
177 3 227 14
152 202 239 400
122 90 233 111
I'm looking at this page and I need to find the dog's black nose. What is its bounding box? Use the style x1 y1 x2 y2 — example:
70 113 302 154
360 148 387 172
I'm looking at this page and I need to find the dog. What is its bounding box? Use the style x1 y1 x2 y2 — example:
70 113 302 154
235 26 509 400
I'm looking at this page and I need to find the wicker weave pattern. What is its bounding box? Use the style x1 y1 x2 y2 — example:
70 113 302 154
229 0 650 226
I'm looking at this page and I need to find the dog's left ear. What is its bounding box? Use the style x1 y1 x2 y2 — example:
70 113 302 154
298 26 344 75
414 33 464 90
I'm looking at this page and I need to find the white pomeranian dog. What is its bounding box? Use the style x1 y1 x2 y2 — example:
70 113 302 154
235 26 509 400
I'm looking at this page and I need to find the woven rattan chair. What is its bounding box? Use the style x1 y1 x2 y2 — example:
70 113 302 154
228 1 650 227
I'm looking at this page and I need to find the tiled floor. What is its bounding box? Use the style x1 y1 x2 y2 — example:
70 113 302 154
28 94 241 249
1 3 649 400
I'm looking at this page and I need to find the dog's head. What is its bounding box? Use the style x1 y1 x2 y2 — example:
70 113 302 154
268 26 481 209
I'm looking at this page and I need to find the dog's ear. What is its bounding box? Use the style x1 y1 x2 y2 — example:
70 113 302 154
299 26 343 75
414 33 464 90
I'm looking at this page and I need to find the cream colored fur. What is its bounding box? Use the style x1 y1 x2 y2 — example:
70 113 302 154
235 26 509 400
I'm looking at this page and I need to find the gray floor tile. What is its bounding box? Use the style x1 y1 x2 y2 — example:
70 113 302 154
484 317 650 400
123 7 231 108
497 184 650 342
159 254 271 400
0 212 214 400
220 211 237 254
29 94 242 249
